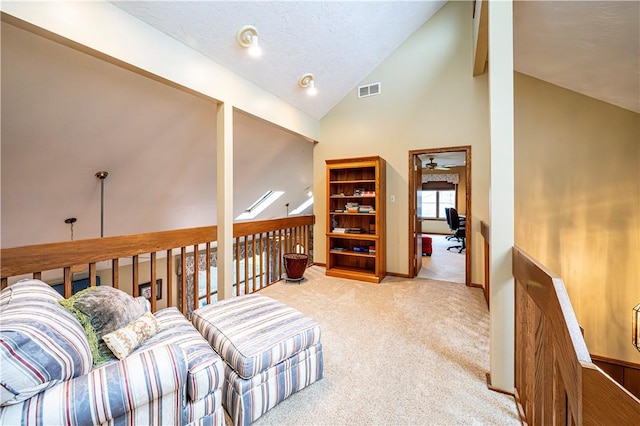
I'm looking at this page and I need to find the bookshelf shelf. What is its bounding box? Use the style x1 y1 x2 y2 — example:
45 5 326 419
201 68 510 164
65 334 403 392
325 156 386 283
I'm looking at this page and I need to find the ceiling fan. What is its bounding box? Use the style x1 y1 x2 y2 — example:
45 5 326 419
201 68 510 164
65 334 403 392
424 156 450 171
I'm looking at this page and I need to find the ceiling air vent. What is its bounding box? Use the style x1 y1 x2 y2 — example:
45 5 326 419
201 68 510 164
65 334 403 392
358 82 382 98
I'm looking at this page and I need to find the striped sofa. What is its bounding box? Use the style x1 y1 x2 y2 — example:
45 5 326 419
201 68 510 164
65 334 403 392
192 294 324 426
0 279 225 425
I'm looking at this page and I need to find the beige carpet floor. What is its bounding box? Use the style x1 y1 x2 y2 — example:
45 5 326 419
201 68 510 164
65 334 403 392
418 234 465 284
244 266 520 425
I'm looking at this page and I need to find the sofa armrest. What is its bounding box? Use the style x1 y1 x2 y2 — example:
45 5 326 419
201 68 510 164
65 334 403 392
0 344 188 425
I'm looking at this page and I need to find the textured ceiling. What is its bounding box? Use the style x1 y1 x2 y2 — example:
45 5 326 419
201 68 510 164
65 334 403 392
110 1 447 119
112 1 640 118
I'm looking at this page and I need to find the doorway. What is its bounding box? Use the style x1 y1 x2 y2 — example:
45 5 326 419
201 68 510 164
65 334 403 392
408 146 471 286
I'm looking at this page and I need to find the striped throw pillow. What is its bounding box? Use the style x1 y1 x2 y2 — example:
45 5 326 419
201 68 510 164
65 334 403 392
0 279 92 406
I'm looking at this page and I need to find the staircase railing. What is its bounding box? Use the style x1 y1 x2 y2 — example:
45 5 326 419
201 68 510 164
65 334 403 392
513 246 640 424
1 215 314 315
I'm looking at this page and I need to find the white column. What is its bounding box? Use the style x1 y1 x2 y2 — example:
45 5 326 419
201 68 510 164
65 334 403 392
216 102 234 300
488 0 515 392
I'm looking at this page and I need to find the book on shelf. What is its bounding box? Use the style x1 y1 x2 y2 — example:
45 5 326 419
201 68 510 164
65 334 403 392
333 227 347 233
345 227 363 234
331 247 346 252
368 245 376 254
358 205 373 213
353 246 369 253
345 202 359 213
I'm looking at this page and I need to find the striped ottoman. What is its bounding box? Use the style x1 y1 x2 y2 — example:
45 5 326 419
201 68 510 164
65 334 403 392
192 294 324 426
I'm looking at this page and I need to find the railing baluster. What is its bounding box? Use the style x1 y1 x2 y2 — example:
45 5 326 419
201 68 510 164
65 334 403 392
206 242 211 304
150 252 157 312
252 234 257 293
63 267 72 298
235 237 241 296
132 255 139 297
244 237 249 295
180 247 187 315
525 290 535 423
266 232 272 287
166 249 173 308
277 229 282 280
112 259 119 288
258 233 263 290
89 263 97 287
552 350 567 426
193 244 199 311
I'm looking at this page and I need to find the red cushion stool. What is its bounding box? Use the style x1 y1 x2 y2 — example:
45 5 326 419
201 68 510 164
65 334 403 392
421 235 432 256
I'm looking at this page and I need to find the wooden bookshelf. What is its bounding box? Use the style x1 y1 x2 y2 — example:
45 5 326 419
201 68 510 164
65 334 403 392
325 156 386 283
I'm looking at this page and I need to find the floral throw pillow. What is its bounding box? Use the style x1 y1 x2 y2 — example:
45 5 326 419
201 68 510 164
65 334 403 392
102 312 160 360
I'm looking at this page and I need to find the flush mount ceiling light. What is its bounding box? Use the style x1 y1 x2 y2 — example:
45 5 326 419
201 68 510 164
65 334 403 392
236 25 261 57
298 73 317 96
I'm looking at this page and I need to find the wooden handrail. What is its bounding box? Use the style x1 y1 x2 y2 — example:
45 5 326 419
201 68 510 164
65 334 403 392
0 226 218 277
513 246 640 424
233 215 315 237
1 215 315 315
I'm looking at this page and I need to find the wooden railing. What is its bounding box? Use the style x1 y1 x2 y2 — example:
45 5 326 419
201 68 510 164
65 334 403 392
1 215 314 315
513 246 640 424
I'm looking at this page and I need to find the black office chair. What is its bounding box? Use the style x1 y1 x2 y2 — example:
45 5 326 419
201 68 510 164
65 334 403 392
444 207 457 241
446 208 466 253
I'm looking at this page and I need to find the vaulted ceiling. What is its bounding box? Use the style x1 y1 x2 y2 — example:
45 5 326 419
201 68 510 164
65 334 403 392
111 1 640 118
110 1 447 120
2 1 638 247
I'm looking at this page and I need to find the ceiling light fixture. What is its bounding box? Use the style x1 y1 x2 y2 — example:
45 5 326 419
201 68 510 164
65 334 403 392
298 73 317 96
236 25 261 57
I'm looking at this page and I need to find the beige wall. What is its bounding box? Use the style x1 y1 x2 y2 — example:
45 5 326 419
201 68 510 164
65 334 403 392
514 73 640 364
316 1 490 281
0 1 319 141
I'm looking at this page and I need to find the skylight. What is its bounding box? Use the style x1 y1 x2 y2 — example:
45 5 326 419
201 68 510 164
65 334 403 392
236 191 284 220
290 196 314 215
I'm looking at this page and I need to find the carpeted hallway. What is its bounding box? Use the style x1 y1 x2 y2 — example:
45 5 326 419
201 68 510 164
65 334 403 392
418 233 466 283
250 266 520 425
